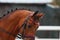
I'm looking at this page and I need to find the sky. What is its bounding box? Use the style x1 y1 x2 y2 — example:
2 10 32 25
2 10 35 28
0 0 53 3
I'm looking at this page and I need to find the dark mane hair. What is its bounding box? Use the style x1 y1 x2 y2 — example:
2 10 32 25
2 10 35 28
0 8 32 19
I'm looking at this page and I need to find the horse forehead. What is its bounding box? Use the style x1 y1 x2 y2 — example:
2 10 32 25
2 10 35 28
17 10 34 17
21 10 34 15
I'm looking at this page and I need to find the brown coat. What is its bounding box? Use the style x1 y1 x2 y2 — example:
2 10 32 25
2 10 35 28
0 10 32 40
0 10 43 40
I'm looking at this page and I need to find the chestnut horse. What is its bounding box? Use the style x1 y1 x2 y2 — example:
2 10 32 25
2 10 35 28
0 9 43 40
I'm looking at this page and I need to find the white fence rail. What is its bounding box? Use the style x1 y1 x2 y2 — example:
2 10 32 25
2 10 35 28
16 36 59 40
15 26 60 40
37 26 60 30
16 38 59 40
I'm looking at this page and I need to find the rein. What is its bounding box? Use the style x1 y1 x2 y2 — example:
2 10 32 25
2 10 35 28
0 14 34 39
0 27 16 37
0 20 28 39
0 20 28 38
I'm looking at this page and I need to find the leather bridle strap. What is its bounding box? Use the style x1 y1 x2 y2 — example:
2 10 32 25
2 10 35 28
0 17 30 39
23 35 35 40
0 27 19 37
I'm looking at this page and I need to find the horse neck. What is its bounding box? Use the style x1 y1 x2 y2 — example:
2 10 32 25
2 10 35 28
0 11 20 28
0 11 20 40
0 10 33 40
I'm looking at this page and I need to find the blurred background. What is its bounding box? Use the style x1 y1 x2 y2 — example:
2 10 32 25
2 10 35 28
51 0 60 6
0 0 60 40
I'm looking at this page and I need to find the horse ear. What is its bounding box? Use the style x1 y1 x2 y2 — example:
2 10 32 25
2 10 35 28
37 13 43 18
32 11 39 17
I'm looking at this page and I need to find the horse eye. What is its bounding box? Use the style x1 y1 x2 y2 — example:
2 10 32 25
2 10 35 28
28 25 32 28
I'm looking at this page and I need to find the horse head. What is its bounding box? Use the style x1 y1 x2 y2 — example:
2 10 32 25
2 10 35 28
0 9 43 40
18 10 43 40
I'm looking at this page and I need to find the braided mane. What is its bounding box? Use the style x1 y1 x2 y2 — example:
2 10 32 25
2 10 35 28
0 8 32 19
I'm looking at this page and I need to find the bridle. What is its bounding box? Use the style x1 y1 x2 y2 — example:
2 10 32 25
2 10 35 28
0 15 29 38
0 15 29 39
0 11 39 40
17 11 39 39
0 27 16 37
